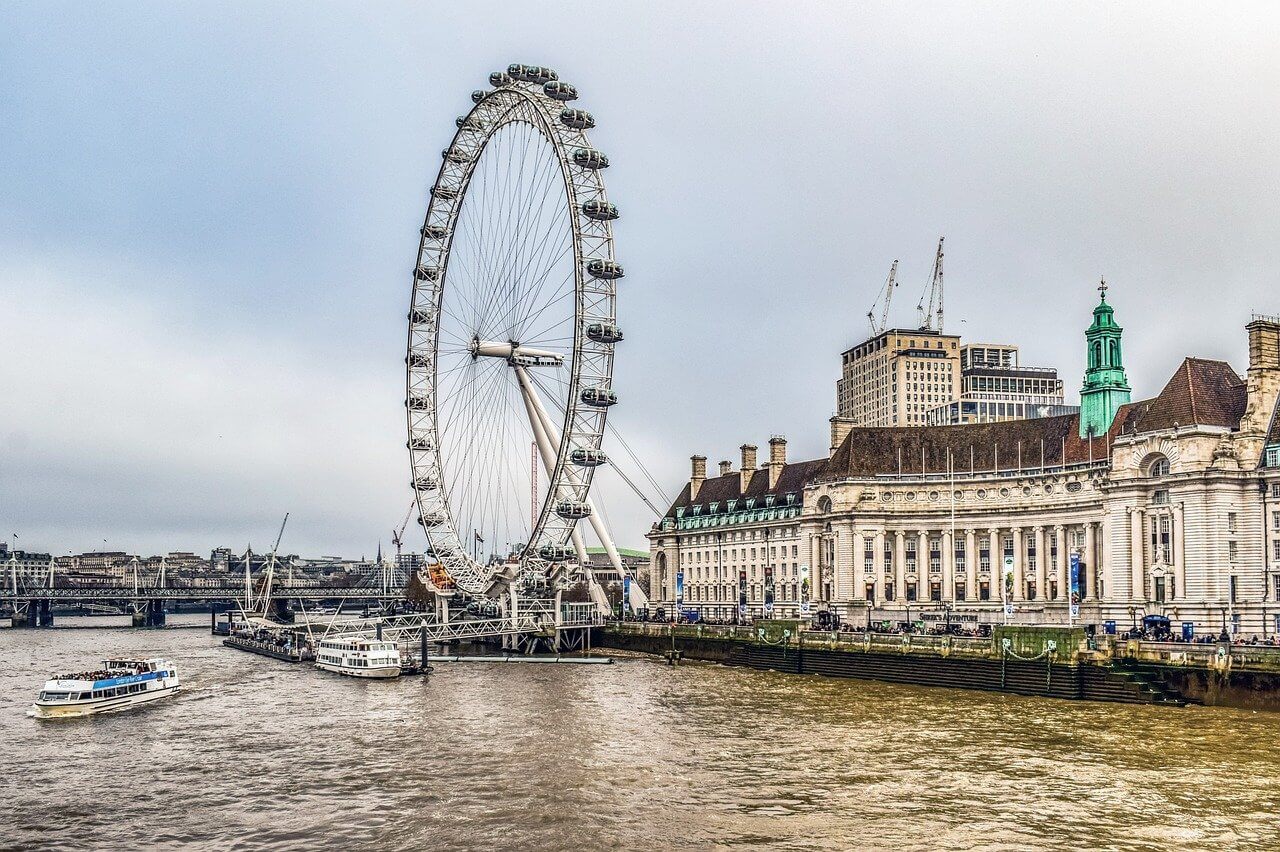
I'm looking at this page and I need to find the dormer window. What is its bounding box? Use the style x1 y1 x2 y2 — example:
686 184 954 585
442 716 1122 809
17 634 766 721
765 495 776 507
745 499 756 510
1148 456 1170 478
727 499 738 512
708 502 719 513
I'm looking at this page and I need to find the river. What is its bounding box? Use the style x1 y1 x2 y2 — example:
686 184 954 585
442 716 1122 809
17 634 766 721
2 616 1278 851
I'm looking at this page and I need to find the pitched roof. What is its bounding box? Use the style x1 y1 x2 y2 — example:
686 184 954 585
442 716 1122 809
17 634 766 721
666 458 829 518
1113 357 1245 434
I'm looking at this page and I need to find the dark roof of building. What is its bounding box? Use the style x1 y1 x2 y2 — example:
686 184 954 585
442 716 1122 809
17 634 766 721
1266 389 1280 447
661 357 1251 518
1112 357 1245 434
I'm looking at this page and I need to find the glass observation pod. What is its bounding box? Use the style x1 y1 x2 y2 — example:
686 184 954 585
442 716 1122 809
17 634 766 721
407 436 432 450
414 265 440 281
407 352 432 368
572 148 609 170
455 116 480 130
538 545 576 561
409 308 432 325
508 64 558 84
543 81 578 102
489 71 513 87
559 108 595 130
586 323 623 344
413 475 438 491
555 500 592 520
442 148 472 164
587 259 624 280
471 90 487 104
420 225 447 239
570 448 608 467
431 185 459 200
419 511 446 527
581 387 618 408
581 200 618 221
407 396 431 410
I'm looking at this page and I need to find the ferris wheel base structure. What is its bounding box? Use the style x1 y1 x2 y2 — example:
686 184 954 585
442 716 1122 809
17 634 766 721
405 63 649 617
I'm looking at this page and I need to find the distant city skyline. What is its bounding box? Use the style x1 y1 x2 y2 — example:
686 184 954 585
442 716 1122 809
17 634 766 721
2 3 1278 556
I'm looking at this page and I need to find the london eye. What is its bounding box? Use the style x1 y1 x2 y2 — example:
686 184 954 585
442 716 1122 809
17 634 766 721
406 64 632 607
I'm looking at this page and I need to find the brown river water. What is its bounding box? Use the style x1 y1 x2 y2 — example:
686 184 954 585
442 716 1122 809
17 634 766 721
2 615 1278 851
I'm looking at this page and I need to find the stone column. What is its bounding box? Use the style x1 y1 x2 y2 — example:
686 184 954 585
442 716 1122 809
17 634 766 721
1083 521 1097 600
965 529 978 594
1033 526 1047 600
1011 527 1024 601
1130 507 1145 602
852 529 865 601
916 530 928 598
1172 503 1185 600
942 529 954 601
989 527 1001 605
873 530 886 603
1055 525 1068 603
1101 508 1113 604
894 531 906 601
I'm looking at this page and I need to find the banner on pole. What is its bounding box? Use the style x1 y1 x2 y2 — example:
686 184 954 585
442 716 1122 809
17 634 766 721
622 576 631 616
674 571 684 616
799 563 811 616
1069 553 1081 620
738 569 748 620
763 565 775 617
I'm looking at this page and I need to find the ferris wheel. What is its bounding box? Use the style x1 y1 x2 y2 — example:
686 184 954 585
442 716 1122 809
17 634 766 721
406 63 630 601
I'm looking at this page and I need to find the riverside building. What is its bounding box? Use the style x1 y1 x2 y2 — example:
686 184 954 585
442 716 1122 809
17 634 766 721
649 294 1280 637
925 343 1075 426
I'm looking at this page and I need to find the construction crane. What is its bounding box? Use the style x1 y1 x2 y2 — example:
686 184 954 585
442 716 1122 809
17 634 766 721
391 501 414 561
866 259 900 336
916 237 945 332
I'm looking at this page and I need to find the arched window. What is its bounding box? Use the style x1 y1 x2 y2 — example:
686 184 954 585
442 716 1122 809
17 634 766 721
816 495 832 514
1147 455 1170 478
1109 339 1119 366
1092 341 1102 368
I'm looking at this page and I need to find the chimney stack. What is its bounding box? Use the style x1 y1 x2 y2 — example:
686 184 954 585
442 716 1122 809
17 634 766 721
740 444 757 492
1241 315 1280 440
768 436 787 488
718 460 733 476
690 455 707 500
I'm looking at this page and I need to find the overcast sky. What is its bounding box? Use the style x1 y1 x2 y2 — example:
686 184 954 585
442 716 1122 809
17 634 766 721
2 3 1278 558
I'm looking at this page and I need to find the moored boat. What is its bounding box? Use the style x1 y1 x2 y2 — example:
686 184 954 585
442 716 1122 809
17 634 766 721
31 658 180 719
315 637 401 679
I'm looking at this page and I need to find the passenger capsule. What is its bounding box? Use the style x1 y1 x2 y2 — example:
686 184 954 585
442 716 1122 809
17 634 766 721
585 323 623 344
559 108 595 130
414 265 440 281
407 352 432 368
407 435 432 450
508 64 558 84
570 448 608 467
581 200 618 221
455 116 479 130
489 71 513 87
441 148 471 164
538 544 576 561
420 225 447 240
409 308 432 325
555 500 591 520
587 259 624 280
572 148 609 170
471 90 487 104
431 185 459 200
413 475 438 491
407 395 431 411
419 511 446 527
581 387 618 408
543 81 578 102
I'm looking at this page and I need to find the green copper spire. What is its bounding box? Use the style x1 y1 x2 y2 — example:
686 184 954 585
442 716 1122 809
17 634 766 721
1079 278 1131 438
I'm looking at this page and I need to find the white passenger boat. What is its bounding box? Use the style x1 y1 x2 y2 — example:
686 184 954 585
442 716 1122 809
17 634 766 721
315 637 402 679
31 658 180 719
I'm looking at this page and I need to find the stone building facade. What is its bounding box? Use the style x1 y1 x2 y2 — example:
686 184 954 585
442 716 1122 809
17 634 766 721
649 301 1280 637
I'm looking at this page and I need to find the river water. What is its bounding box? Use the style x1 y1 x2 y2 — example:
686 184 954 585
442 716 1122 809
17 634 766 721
2 616 1278 851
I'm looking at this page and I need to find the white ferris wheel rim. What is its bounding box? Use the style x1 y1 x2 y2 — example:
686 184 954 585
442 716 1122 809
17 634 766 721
405 65 620 596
